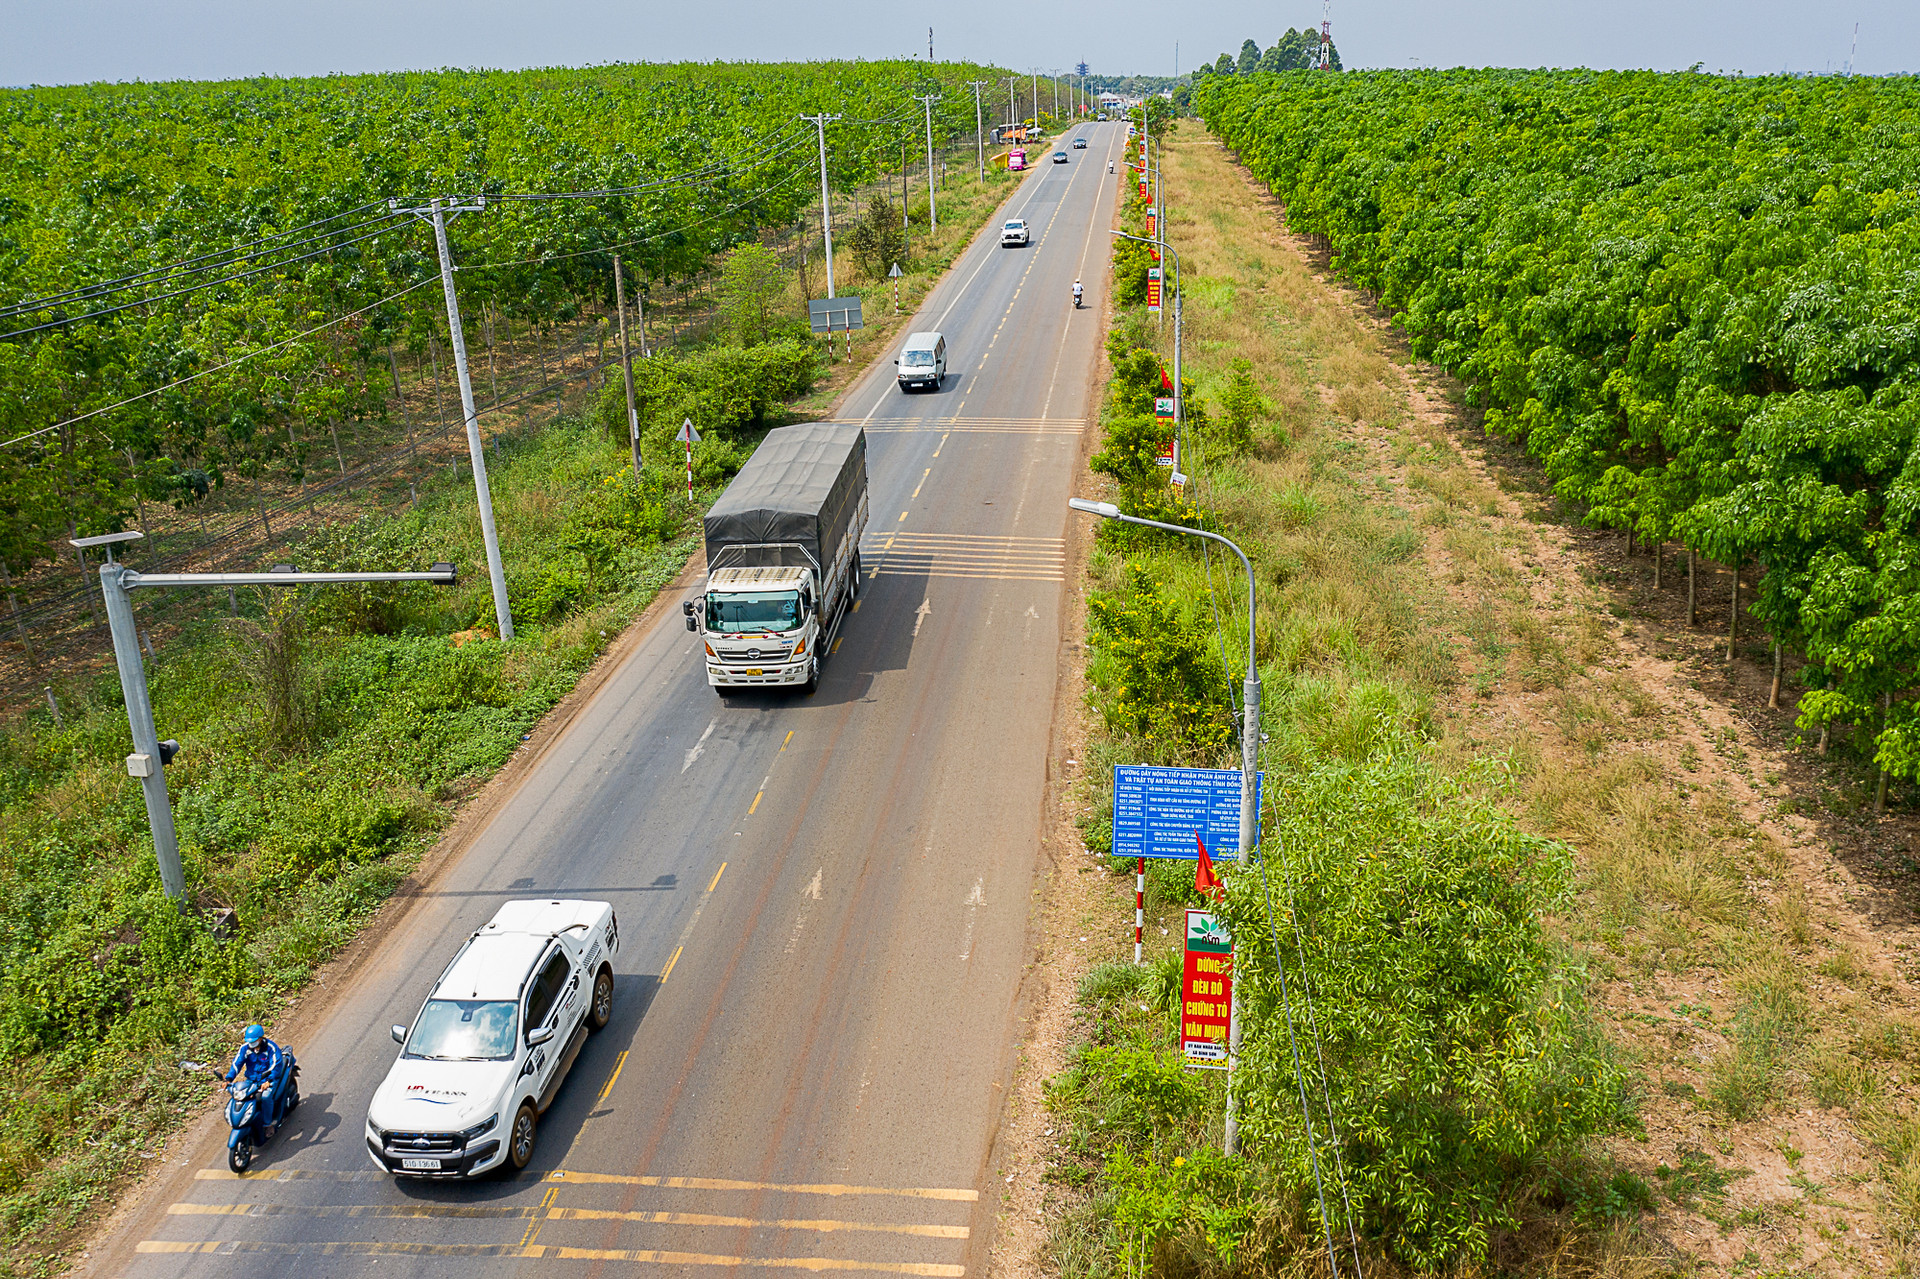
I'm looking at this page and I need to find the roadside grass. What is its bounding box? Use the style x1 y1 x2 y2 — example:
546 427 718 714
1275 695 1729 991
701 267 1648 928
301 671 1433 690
1049 117 1920 1277
0 416 708 1270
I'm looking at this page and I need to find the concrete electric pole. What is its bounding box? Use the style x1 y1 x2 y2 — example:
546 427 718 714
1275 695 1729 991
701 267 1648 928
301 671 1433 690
914 94 942 232
800 113 842 298
392 195 515 642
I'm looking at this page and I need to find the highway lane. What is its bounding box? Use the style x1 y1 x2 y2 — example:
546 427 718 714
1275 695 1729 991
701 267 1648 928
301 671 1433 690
99 119 1125 1279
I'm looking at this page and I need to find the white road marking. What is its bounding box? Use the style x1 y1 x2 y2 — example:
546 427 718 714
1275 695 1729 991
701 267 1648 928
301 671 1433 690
914 599 932 637
682 719 717 773
959 877 986 961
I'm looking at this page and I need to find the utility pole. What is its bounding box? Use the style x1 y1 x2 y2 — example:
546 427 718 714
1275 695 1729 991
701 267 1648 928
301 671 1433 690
1032 69 1040 127
928 26 934 60
76 531 456 903
393 195 515 641
1005 76 1019 140
612 252 640 479
967 80 989 181
914 94 942 232
800 113 842 298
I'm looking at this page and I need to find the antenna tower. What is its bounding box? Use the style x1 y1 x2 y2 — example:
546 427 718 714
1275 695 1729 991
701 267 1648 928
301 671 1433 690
1318 0 1333 70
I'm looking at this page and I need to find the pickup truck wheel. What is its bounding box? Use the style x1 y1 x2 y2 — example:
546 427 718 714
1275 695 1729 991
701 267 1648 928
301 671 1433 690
508 1103 537 1171
589 966 614 1031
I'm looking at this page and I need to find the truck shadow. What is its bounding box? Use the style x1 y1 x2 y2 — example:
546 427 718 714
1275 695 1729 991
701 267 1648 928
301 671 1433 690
714 564 930 709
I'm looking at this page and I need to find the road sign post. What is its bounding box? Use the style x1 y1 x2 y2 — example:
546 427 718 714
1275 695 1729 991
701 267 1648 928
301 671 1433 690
1111 765 1263 861
890 262 903 314
1181 909 1233 1067
677 418 702 502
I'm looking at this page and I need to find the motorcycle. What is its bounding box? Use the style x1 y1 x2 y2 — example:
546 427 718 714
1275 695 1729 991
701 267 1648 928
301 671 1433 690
1072 288 1084 310
225 1052 298 1173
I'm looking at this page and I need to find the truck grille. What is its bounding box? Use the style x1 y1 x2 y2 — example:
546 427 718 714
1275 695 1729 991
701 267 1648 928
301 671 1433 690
717 645 792 663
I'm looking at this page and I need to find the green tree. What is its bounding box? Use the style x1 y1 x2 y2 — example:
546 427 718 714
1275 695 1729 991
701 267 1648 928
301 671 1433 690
846 197 907 282
717 243 791 348
1235 39 1262 75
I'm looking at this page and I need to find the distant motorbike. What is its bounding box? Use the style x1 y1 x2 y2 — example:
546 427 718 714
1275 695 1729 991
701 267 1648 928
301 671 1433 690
1073 286 1084 309
225 1052 298 1173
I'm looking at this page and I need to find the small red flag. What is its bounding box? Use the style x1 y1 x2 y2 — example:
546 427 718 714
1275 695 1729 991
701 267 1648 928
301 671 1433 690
1160 368 1174 393
1196 833 1223 900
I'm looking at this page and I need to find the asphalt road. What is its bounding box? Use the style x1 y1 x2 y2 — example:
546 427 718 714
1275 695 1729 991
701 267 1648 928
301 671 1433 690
97 120 1125 1279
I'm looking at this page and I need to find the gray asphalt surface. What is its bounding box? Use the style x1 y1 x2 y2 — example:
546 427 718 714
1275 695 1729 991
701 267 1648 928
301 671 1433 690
95 119 1125 1279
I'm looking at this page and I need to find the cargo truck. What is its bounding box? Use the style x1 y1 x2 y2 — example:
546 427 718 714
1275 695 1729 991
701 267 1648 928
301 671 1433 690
684 422 869 694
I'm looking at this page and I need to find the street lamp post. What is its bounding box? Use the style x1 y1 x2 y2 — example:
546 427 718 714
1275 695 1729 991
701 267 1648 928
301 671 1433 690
73 530 458 903
1066 499 1259 1155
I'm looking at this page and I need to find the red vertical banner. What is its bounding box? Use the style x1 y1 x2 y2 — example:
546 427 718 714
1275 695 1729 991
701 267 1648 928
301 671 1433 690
1181 909 1232 1067
1146 206 1156 237
1146 267 1162 312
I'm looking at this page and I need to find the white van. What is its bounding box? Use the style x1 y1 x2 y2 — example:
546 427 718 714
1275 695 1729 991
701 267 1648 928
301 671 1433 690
895 331 947 392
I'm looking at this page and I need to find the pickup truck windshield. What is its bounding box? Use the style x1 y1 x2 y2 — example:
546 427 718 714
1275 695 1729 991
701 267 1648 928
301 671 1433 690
406 999 517 1060
903 350 935 367
707 590 800 633
1004 221 1023 230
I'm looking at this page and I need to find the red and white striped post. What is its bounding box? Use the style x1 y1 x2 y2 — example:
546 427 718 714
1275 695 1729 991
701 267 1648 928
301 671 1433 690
1134 855 1145 965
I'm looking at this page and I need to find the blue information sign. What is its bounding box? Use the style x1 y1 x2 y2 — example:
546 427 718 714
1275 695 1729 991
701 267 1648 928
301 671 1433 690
1112 766 1262 861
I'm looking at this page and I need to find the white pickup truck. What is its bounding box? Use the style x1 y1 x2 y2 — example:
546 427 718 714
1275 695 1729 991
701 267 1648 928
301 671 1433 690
1000 218 1030 247
687 423 869 695
366 899 618 1178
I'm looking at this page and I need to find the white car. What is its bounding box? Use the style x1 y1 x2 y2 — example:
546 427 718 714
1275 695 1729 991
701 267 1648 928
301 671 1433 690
366 899 618 1178
1000 219 1030 247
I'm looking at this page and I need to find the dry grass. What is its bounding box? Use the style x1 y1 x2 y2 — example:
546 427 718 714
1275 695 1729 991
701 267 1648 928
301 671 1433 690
1095 119 1920 1277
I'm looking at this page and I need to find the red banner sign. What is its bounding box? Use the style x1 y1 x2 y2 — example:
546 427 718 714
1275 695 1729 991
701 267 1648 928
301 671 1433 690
1146 267 1162 312
1181 909 1232 1067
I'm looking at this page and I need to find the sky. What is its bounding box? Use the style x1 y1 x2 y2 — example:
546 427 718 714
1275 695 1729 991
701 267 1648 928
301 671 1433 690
1 0 1915 87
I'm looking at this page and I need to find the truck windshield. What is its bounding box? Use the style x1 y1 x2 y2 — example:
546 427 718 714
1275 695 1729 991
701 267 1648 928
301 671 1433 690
405 999 517 1060
903 350 935 367
707 591 801 633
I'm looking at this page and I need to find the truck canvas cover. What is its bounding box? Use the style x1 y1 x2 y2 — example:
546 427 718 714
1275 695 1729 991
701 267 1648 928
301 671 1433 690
703 423 867 575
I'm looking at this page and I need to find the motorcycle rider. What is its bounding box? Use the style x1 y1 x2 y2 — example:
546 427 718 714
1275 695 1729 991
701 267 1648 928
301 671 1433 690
225 1025 288 1127
1072 279 1084 308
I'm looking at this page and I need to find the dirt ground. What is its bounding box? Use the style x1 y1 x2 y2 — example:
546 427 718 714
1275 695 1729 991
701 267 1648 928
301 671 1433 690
989 130 1920 1279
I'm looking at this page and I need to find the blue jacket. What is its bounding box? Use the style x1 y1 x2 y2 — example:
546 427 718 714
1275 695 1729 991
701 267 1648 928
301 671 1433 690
226 1039 283 1085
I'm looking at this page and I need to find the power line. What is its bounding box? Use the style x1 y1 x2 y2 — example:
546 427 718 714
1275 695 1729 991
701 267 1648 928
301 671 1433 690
0 198 397 322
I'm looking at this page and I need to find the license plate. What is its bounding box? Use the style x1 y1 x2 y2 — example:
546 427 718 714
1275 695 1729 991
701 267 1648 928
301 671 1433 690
401 1158 442 1170
742 669 763 676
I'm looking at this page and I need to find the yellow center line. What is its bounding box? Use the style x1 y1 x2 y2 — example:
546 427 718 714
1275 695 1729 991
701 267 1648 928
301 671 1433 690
911 469 930 499
932 431 950 457
897 511 908 522
659 945 683 983
708 861 728 892
748 791 763 815
519 1185 558 1249
831 637 844 655
135 1241 963 1274
782 729 794 750
597 1050 629 1103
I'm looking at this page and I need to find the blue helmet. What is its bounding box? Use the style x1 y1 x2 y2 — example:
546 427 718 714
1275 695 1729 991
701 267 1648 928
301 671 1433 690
243 1024 265 1045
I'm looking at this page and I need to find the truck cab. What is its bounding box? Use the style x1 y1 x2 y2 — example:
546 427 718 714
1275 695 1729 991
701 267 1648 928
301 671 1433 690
1007 149 1027 171
366 899 618 1179
686 423 869 696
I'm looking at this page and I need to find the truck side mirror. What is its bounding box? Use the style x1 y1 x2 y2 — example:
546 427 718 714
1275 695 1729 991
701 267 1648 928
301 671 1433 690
685 615 698 632
391 1025 407 1045
682 600 694 616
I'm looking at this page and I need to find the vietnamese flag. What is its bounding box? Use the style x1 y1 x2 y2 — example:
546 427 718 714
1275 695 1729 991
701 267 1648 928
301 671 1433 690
1160 368 1174 393
1196 834 1224 900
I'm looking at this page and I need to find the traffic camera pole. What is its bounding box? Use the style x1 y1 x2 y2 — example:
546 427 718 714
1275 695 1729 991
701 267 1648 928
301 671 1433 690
77 531 457 903
613 252 641 479
801 114 842 298
914 94 942 232
396 195 516 641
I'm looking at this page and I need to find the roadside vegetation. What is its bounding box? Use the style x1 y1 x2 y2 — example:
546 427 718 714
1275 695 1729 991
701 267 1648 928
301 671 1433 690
1042 98 1920 1279
0 71 1038 1268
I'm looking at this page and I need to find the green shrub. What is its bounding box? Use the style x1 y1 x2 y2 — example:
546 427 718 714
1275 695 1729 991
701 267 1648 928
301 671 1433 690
1214 358 1267 456
1222 729 1625 1269
1087 565 1237 754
